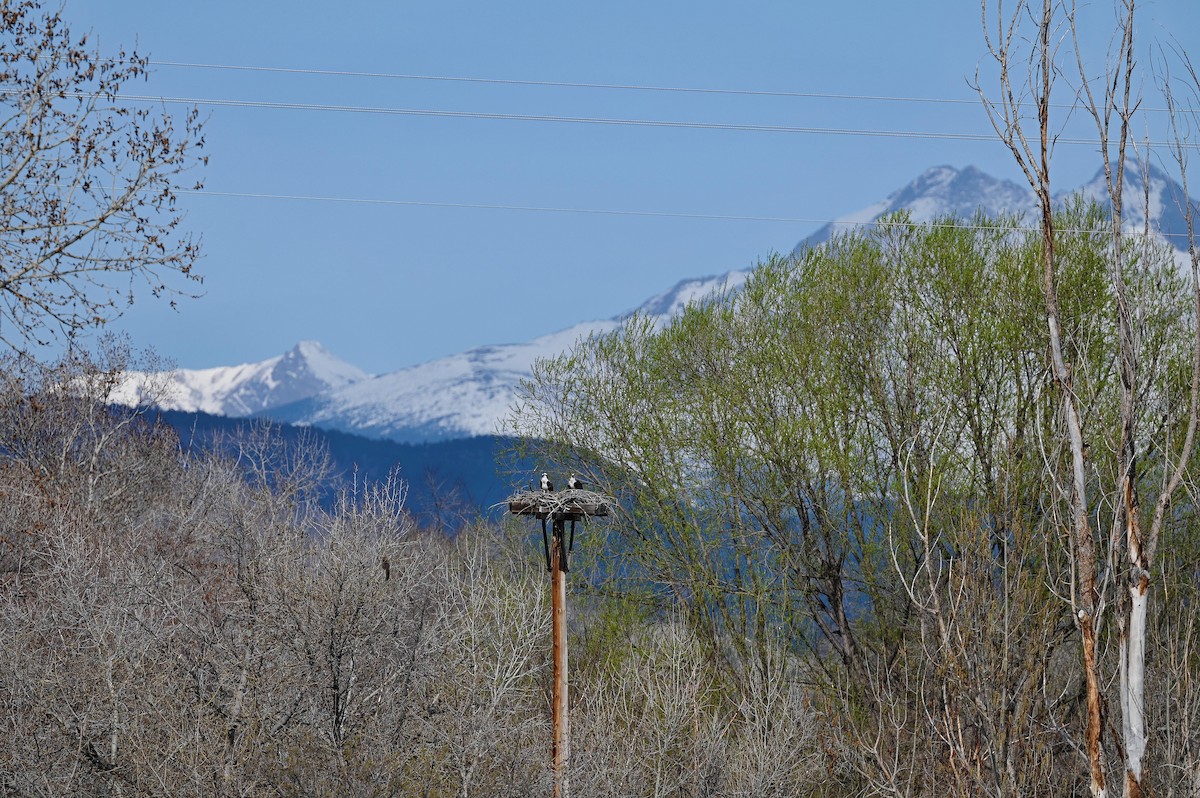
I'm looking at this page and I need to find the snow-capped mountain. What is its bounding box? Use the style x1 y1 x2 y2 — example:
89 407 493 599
112 340 368 417
795 161 1198 255
266 270 752 444
1074 160 1197 247
266 322 620 443
628 269 752 319
794 165 1038 252
125 163 1199 445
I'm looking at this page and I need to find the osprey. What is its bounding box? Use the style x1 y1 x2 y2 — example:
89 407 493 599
567 475 584 490
540 472 554 492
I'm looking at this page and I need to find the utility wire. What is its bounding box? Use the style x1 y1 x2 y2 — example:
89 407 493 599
147 60 984 106
182 189 840 222
93 91 1196 148
179 188 1196 241
10 82 1185 145
115 92 997 140
147 59 1184 114
8 86 1000 141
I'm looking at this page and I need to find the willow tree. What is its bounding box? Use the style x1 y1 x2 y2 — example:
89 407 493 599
510 208 1194 795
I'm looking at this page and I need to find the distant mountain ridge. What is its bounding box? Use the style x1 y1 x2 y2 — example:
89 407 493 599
121 163 1199 445
266 322 622 443
152 408 529 530
795 161 1197 254
795 165 1037 250
113 340 368 417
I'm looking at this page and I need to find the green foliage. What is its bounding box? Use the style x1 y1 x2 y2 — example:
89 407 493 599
2 203 1197 796
512 203 1200 794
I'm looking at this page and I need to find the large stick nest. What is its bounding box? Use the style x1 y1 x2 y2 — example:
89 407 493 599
503 488 614 519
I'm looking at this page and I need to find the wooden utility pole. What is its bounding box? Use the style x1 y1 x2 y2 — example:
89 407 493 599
550 517 569 798
508 486 609 798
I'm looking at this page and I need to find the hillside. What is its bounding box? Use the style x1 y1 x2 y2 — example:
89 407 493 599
156 409 531 530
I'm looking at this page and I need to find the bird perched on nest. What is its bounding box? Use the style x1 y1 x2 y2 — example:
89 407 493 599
540 472 554 492
567 475 584 490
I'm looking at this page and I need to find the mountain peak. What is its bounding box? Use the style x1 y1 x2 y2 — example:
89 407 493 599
893 164 1032 210
794 164 1038 252
122 164 1200 446
291 340 329 357
266 341 368 403
1074 159 1199 238
113 341 369 418
1086 158 1172 184
914 164 961 186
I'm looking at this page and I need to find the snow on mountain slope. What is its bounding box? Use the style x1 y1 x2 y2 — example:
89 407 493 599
1073 160 1200 243
267 322 622 443
628 269 751 319
112 341 368 416
313 163 1187 445
135 164 1200 446
264 271 754 443
794 165 1038 252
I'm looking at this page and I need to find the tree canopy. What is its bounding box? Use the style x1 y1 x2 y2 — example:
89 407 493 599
0 0 205 356
510 206 1200 794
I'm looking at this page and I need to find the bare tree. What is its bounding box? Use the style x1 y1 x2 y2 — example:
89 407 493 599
974 4 1109 793
1151 46 1200 798
0 0 205 356
570 617 821 798
975 2 1200 795
1067 5 1159 794
415 528 550 798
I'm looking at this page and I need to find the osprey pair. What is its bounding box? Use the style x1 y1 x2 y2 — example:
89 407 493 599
540 472 584 491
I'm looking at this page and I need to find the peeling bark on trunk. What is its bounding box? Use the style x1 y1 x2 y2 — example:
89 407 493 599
1081 612 1108 798
1119 481 1151 797
1122 573 1150 797
1028 6 1108 792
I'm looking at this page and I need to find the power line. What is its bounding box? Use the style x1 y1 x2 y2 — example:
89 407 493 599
179 188 1195 241
181 188 840 222
114 91 1003 140
96 91 1198 148
12 86 1002 141
113 91 1200 148
11 82 1186 146
147 60 1186 114
147 59 985 106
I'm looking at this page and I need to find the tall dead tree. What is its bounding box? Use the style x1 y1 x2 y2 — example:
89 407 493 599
1145 47 1200 798
978 2 1200 796
1070 3 1150 795
976 1 1107 795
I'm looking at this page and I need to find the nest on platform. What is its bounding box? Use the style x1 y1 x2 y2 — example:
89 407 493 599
503 488 614 520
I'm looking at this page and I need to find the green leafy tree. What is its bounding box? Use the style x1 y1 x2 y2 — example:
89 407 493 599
510 207 1196 796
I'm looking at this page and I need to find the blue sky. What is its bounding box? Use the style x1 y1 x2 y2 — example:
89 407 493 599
63 1 1199 374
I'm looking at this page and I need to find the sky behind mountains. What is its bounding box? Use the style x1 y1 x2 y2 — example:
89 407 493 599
63 0 1200 374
